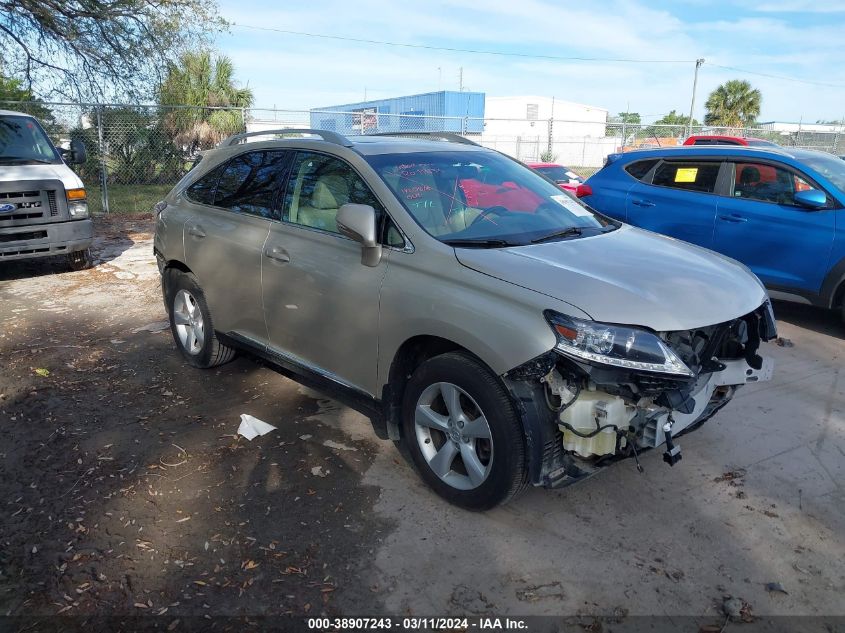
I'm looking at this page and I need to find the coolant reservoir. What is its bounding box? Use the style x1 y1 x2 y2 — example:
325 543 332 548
559 391 632 457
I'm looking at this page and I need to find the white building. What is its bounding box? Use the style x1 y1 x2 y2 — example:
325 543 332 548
759 121 845 134
481 96 612 166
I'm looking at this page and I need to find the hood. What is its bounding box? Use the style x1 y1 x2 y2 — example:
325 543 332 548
0 163 83 189
455 225 768 332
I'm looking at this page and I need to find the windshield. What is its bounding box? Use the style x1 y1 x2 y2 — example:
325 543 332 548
0 115 60 164
367 150 614 246
535 165 583 183
799 151 845 192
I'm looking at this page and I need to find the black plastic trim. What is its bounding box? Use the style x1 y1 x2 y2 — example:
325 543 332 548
220 332 389 439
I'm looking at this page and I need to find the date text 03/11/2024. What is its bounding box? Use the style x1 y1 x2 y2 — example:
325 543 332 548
306 617 529 630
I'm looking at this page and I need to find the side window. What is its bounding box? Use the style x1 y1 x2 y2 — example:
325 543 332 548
651 161 720 193
732 162 818 206
624 159 659 181
185 164 225 205
382 216 405 248
283 152 386 235
213 151 292 219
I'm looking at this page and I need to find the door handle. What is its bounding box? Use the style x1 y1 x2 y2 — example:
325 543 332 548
263 246 291 263
187 225 207 238
718 214 748 223
631 199 655 207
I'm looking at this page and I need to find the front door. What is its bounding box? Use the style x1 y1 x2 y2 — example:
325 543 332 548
261 150 392 395
713 160 835 293
626 158 723 249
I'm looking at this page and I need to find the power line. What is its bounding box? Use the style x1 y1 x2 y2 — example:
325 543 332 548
704 62 845 89
230 23 845 89
230 23 696 64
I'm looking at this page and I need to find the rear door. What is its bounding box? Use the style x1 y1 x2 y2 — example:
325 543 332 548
625 158 723 248
712 160 835 293
182 150 292 344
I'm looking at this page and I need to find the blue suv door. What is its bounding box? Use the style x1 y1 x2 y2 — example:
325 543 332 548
625 158 723 249
712 159 835 293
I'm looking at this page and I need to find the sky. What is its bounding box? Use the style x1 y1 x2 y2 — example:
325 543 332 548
216 0 845 123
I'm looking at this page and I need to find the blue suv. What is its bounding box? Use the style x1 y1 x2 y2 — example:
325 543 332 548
581 146 845 321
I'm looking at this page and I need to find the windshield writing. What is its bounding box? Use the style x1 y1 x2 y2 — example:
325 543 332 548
367 151 612 246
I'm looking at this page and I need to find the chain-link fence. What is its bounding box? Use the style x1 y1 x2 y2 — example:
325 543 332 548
3 100 843 214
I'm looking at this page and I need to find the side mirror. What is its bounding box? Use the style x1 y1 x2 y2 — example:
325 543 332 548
337 203 382 267
69 138 87 165
794 189 827 210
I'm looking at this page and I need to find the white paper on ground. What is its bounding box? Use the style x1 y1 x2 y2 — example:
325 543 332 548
237 414 277 440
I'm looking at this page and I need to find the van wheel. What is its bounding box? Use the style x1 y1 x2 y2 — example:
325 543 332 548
401 351 527 510
166 270 236 368
68 248 93 271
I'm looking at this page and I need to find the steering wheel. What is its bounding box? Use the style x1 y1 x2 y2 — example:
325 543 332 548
470 206 514 227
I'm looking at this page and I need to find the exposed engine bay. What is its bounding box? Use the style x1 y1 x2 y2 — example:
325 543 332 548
505 301 777 487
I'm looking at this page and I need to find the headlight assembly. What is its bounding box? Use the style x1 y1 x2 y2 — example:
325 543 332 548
544 311 693 377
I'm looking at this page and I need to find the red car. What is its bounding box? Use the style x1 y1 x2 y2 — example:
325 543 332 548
526 162 586 192
527 162 594 197
683 135 779 148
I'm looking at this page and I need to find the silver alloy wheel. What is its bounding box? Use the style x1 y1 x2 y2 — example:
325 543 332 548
414 381 494 490
172 289 205 355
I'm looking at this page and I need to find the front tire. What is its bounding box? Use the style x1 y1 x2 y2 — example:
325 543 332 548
165 270 236 368
401 351 528 510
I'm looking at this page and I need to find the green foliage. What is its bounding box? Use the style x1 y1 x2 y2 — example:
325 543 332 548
70 108 186 186
704 80 762 129
611 112 641 125
643 110 700 137
159 51 253 154
606 112 641 136
0 70 58 134
539 148 557 163
1 0 225 101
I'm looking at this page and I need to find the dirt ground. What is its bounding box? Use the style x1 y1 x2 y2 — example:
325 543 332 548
1 216 844 631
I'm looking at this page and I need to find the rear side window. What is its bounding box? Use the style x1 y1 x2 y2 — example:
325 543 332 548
651 161 721 193
214 150 293 218
693 139 741 146
185 164 225 205
624 159 659 181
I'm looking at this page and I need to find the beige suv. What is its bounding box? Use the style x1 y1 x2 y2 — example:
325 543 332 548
154 130 776 509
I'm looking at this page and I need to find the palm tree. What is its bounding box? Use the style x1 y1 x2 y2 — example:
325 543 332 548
704 80 762 130
159 51 254 153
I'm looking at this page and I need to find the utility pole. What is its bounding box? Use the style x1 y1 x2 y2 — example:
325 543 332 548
687 58 704 138
459 67 463 92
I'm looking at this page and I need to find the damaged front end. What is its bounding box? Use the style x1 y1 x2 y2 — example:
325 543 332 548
504 301 777 488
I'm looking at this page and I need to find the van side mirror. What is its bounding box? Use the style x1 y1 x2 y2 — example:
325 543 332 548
337 203 382 267
794 189 826 210
69 138 87 165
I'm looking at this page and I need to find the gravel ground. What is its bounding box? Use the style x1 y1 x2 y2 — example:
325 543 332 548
1 215 843 632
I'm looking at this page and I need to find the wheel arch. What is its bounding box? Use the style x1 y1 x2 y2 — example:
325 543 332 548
820 254 845 309
380 335 474 440
158 258 194 312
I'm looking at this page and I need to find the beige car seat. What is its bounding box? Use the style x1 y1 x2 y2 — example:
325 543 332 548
296 174 350 232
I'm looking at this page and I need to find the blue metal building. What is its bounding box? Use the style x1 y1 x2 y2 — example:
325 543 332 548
310 91 485 135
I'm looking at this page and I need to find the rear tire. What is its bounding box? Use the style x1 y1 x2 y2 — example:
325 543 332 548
67 248 93 271
165 269 236 368
401 351 528 510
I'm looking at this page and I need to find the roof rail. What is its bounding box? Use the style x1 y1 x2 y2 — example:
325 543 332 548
369 131 480 146
219 128 353 148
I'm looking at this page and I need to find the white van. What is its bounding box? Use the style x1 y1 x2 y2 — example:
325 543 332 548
0 109 93 269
